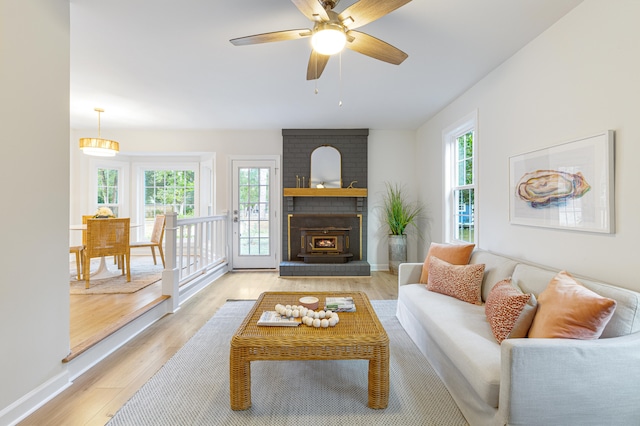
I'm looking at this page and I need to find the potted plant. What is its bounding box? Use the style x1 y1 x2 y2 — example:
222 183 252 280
381 182 423 274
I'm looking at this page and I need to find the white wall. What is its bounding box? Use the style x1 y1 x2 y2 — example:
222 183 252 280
368 130 420 269
416 0 640 291
0 0 71 423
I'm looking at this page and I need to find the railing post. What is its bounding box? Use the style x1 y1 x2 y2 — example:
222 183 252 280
162 212 180 312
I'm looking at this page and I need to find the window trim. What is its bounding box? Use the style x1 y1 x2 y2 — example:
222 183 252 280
442 110 478 244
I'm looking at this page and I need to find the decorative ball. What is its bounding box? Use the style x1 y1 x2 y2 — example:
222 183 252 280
313 311 320 319
321 319 329 328
333 314 340 323
292 309 300 318
313 318 321 328
328 317 337 327
318 310 326 319
285 305 292 310
285 309 292 317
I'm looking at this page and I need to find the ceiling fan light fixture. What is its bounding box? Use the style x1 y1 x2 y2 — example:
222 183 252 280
311 23 346 55
79 108 119 157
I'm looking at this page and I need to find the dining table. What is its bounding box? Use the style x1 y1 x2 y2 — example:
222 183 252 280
70 222 141 280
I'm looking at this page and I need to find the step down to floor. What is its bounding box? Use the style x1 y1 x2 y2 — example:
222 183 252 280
63 295 170 363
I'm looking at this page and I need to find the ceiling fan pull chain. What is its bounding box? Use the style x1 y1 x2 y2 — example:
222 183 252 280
315 52 319 94
338 51 343 107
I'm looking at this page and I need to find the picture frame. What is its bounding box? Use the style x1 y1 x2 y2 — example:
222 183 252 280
509 130 614 233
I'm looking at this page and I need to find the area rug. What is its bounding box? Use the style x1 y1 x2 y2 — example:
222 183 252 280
69 257 163 294
107 300 468 426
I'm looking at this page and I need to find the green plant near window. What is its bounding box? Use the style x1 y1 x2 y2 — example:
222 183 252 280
382 182 423 235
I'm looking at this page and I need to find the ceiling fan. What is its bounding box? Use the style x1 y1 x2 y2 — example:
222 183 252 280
230 0 412 80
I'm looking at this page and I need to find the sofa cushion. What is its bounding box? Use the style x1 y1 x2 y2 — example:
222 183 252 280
469 251 519 302
427 256 484 305
513 264 640 338
399 284 501 408
528 271 617 339
485 278 537 343
419 242 475 284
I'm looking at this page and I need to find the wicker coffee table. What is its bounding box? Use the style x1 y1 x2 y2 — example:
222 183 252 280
229 291 389 410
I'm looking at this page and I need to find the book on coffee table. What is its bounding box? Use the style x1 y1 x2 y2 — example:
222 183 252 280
257 311 302 327
325 296 356 312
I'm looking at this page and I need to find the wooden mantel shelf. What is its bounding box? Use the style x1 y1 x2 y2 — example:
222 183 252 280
283 188 368 197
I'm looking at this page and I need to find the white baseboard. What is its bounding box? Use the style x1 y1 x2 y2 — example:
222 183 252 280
0 371 70 426
369 263 389 272
179 263 228 306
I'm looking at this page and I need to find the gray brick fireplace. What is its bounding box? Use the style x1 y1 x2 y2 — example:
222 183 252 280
280 129 370 276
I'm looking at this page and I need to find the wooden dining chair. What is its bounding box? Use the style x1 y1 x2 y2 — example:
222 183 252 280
81 215 93 241
130 215 166 267
69 245 84 280
83 214 122 267
83 218 131 289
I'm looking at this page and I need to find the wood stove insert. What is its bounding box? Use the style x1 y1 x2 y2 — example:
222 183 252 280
297 227 354 263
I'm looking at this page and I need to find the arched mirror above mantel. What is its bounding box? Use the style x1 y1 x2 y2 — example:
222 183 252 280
310 145 341 188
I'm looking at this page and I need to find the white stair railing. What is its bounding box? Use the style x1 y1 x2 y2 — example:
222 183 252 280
162 212 228 310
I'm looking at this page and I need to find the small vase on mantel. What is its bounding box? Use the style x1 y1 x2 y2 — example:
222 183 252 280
388 234 407 275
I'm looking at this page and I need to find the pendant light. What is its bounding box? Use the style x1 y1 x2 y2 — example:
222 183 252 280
79 108 119 157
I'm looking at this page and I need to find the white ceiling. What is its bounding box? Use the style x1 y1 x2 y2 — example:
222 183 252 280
70 0 583 131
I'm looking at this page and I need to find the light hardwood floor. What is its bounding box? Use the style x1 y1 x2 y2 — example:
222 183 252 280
21 268 399 425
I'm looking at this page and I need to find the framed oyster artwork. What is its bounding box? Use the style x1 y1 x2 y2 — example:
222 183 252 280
509 130 614 233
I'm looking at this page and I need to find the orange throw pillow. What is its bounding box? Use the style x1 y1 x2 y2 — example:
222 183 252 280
528 271 617 339
485 279 538 343
419 242 475 284
426 256 485 305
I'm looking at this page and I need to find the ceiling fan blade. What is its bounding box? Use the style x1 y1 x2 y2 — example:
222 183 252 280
291 0 330 22
339 0 412 30
230 29 311 46
306 50 330 80
345 30 408 65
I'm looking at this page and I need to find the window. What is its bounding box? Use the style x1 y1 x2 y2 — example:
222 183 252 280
142 169 195 238
97 168 120 217
237 167 270 255
443 111 477 244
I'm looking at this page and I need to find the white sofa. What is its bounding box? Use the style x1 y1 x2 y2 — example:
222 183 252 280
396 249 640 426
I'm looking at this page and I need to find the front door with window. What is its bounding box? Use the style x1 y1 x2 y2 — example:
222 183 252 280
231 159 278 269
